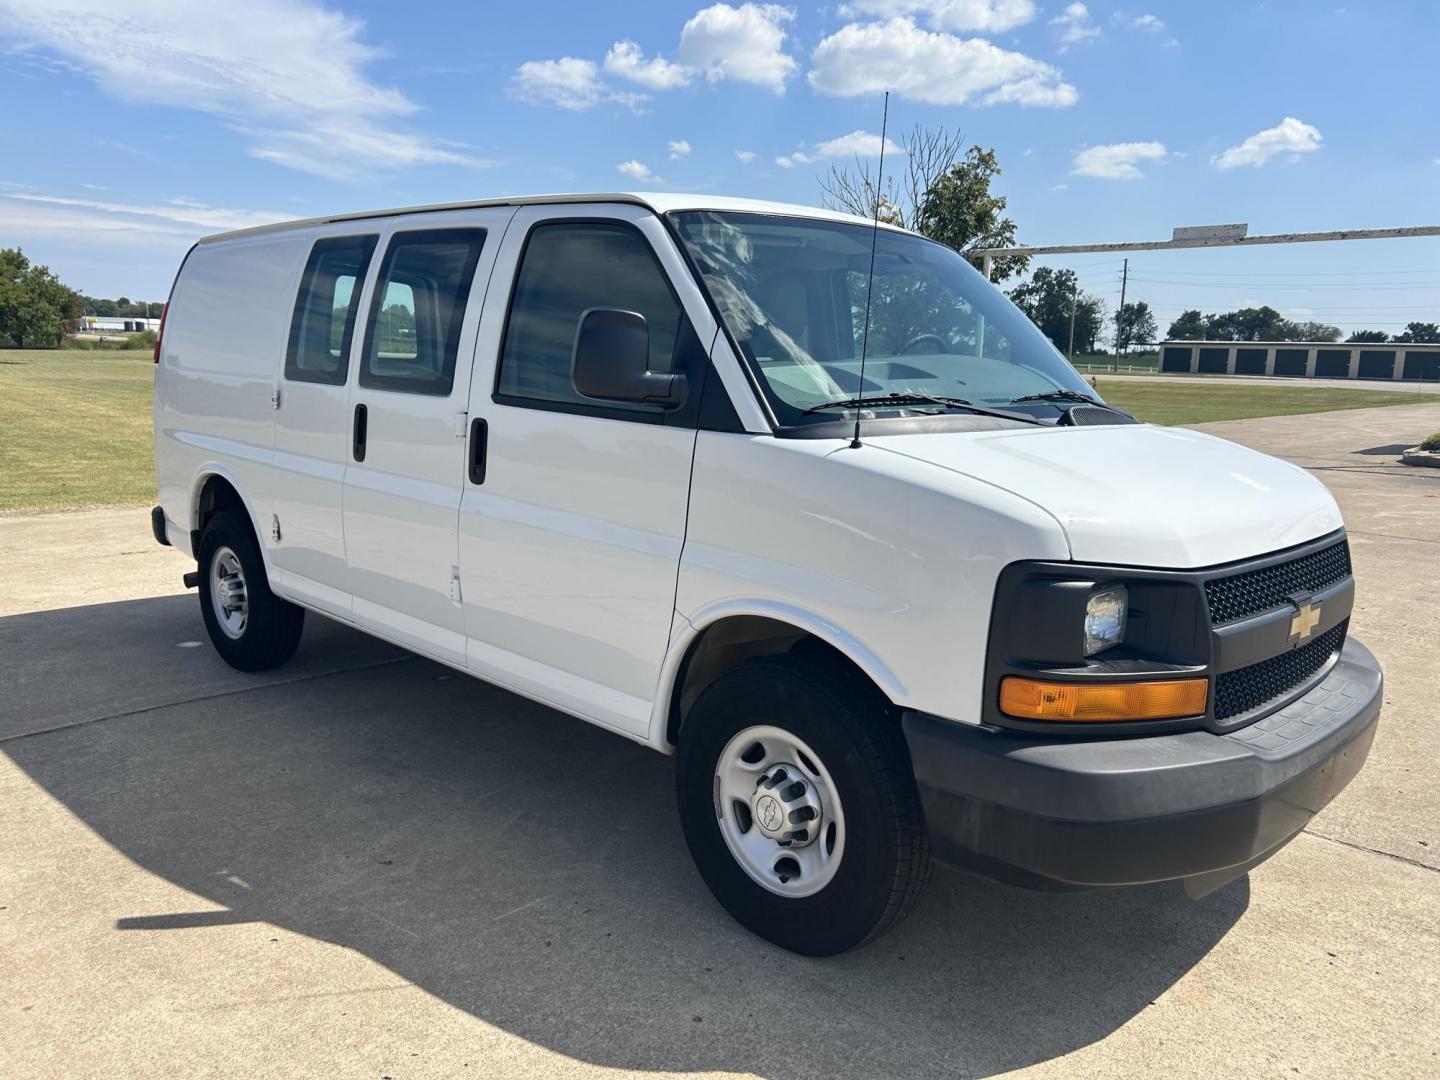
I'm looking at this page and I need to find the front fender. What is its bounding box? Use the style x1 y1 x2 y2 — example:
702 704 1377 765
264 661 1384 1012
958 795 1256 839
648 599 906 750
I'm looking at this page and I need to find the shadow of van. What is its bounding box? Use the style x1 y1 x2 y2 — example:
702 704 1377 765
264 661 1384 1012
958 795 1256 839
0 596 1246 1079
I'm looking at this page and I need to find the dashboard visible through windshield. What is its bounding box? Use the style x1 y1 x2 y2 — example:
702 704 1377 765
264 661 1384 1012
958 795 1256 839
669 210 1102 428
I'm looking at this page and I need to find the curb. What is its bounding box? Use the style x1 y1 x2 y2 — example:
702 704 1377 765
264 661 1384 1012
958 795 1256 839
1400 447 1440 468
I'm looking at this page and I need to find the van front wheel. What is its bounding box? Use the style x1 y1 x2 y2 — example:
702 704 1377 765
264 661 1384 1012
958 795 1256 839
196 511 304 671
676 651 931 956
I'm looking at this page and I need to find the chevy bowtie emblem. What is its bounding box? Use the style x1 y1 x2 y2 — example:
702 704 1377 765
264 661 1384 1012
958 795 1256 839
1289 600 1322 642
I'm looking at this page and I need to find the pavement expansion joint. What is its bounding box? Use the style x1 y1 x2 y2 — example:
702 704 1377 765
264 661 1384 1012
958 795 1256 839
0 654 415 746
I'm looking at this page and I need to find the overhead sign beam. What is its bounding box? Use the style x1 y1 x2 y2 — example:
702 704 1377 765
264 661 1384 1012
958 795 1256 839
977 224 1440 279
1172 223 1248 242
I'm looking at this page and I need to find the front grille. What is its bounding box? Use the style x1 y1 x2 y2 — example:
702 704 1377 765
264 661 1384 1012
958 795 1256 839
1205 539 1351 625
1214 619 1348 721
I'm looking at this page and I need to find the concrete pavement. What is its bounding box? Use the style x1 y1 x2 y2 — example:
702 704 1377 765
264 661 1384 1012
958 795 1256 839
2 404 1438 1079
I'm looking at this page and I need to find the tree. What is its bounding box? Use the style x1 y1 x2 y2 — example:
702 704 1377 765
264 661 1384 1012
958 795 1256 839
0 247 81 348
820 127 1029 280
1112 301 1157 351
1395 321 1440 344
1347 330 1389 343
1167 309 1206 339
1007 266 1105 355
1284 320 1342 343
1203 305 1289 342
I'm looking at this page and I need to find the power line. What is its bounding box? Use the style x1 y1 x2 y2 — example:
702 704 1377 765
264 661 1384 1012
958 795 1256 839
1116 267 1440 279
1124 278 1440 291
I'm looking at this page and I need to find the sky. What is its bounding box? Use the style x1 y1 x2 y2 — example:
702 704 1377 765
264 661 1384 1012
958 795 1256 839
1 0 1438 340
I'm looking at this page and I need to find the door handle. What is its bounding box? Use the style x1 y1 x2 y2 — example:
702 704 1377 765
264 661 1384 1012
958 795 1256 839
353 403 368 462
468 418 488 484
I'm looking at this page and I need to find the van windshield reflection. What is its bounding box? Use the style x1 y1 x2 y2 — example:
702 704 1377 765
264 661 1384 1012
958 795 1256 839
669 211 1100 426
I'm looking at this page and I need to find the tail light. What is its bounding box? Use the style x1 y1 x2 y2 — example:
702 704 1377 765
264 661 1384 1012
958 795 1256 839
153 301 168 363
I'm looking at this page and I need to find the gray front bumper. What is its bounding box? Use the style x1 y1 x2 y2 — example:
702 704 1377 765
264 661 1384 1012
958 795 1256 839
903 638 1383 891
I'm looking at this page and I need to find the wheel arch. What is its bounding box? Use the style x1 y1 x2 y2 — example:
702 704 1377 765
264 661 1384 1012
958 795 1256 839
652 601 906 751
189 466 265 562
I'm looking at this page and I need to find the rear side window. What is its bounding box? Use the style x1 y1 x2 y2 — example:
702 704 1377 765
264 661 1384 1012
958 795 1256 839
496 221 683 413
285 235 378 385
360 228 487 395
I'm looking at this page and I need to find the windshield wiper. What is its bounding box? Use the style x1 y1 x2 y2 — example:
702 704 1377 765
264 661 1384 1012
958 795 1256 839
804 392 1043 425
1008 389 1102 406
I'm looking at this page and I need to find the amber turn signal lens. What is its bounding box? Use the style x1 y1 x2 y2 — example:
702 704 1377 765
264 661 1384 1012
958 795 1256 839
999 676 1208 722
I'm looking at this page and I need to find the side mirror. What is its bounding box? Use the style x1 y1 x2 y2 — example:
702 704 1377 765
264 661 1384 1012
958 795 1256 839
571 308 688 408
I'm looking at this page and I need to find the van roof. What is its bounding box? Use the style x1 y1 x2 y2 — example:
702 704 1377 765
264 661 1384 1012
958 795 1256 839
196 192 910 245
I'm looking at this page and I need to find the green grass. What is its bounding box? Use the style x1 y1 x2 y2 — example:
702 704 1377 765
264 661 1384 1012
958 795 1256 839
0 349 156 511
3 348 1439 512
1095 377 1440 425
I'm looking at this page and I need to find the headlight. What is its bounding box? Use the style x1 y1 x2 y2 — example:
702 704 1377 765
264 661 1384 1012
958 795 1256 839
1084 584 1128 656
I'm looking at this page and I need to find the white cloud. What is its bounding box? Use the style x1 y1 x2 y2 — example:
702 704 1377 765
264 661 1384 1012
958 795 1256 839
836 0 1037 31
774 129 904 168
677 3 798 94
1051 183 1068 191
617 160 661 183
814 129 905 158
1111 11 1176 45
1072 141 1167 179
0 191 297 256
519 5 797 110
735 150 757 163
1051 3 1101 49
809 18 1077 108
8 193 293 232
603 40 695 89
511 57 648 112
1212 117 1323 169
0 0 482 178
668 139 693 158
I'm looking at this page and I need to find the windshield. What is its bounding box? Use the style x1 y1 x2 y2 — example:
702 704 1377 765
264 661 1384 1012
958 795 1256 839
670 210 1101 427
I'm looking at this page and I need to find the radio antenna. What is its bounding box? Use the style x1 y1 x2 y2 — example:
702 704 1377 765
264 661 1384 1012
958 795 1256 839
851 90 890 450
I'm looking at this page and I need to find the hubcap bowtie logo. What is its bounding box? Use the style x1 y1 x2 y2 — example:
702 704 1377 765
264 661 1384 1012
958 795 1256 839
756 795 782 832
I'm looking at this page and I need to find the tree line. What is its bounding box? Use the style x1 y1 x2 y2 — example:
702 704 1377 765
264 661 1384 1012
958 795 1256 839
1162 308 1438 344
81 295 165 319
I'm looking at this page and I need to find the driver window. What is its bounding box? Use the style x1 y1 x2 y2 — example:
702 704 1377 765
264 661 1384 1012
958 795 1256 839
496 221 683 413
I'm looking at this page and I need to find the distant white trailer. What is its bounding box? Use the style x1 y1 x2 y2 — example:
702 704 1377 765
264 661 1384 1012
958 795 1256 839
80 315 161 334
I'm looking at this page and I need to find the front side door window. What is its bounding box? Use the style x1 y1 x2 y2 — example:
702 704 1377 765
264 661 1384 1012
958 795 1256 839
495 220 696 418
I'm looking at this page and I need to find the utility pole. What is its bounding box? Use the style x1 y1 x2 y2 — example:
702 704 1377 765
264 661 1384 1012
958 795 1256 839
1113 257 1128 373
1067 278 1078 363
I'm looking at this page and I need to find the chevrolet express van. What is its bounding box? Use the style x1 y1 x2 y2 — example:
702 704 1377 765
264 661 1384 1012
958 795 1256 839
153 194 1382 955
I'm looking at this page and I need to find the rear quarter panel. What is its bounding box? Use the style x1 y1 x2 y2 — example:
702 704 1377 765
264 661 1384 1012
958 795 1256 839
154 231 312 553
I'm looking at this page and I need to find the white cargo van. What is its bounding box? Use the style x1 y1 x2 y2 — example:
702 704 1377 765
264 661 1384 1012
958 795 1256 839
153 194 1381 955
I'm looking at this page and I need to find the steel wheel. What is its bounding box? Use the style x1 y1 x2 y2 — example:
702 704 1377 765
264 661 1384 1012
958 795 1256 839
208 545 248 640
714 724 846 898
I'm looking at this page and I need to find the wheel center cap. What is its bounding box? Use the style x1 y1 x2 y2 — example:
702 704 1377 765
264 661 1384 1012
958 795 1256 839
755 794 783 834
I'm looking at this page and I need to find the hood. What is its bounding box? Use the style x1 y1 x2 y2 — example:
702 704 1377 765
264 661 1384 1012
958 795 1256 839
870 423 1342 569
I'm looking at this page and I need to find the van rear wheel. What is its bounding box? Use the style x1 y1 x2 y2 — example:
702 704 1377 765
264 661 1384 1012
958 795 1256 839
196 511 304 671
676 650 931 956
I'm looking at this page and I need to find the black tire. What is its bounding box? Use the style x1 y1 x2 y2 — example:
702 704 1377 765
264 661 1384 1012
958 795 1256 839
676 648 931 956
196 510 304 672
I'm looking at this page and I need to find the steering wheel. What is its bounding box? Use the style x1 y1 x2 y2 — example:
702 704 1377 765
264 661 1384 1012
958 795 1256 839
900 333 950 354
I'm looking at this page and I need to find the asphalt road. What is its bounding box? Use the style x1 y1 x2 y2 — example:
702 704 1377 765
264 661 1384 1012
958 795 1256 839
3 403 1438 1079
